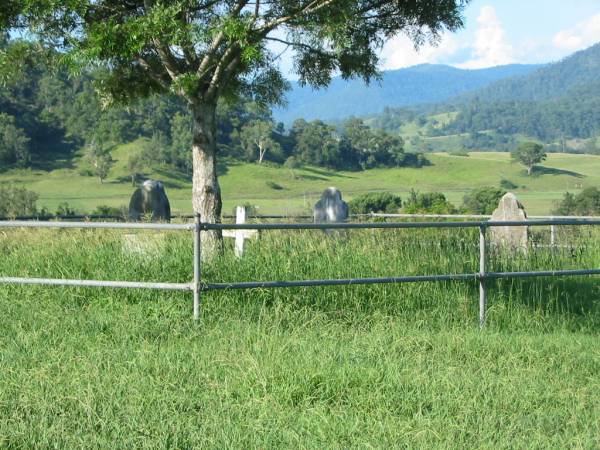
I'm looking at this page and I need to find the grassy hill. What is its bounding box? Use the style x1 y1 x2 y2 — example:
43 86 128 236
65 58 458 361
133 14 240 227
2 141 599 215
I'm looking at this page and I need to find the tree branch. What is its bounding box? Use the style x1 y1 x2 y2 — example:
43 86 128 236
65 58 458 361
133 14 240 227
259 0 336 34
204 44 240 101
136 56 171 90
197 0 247 79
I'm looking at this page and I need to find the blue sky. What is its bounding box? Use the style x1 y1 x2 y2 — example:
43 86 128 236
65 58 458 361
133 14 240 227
378 0 600 70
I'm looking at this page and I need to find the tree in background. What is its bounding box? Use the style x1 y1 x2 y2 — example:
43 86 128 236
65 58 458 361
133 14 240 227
240 120 280 164
85 142 114 184
511 141 546 175
462 187 506 215
127 154 145 186
0 113 30 168
0 185 39 217
404 190 456 214
348 192 402 214
170 112 193 175
554 188 600 215
283 156 299 179
6 0 468 257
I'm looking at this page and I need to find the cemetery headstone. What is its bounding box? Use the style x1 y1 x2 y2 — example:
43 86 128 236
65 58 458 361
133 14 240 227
489 192 528 251
313 187 349 234
128 179 171 222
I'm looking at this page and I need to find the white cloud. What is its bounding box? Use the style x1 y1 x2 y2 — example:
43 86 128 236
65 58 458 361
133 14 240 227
457 5 514 69
379 34 459 70
553 13 600 51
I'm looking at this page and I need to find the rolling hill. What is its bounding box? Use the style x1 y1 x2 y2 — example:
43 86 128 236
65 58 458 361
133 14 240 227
369 42 600 145
273 63 542 124
2 139 599 215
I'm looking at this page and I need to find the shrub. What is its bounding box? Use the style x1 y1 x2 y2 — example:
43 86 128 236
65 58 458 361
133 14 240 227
0 184 39 217
499 179 518 190
403 190 456 214
56 202 77 217
348 192 402 214
554 188 600 215
462 187 506 215
92 205 127 217
266 181 284 190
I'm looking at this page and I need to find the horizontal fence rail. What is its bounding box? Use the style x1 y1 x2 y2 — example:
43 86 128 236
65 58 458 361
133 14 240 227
201 218 600 230
1 215 600 327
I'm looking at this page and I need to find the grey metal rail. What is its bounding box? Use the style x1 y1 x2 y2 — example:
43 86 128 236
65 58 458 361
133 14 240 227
202 268 600 291
0 277 192 290
2 216 600 327
0 221 193 230
201 218 600 230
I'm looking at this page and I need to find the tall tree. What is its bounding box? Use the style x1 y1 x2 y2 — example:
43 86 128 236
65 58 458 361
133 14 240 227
240 119 279 164
4 0 469 257
511 141 546 175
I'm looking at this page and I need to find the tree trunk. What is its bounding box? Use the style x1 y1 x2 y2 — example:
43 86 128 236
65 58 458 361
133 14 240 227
258 144 265 164
527 165 533 176
191 101 223 260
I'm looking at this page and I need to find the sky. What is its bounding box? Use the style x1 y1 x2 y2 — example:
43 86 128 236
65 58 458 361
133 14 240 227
274 0 600 77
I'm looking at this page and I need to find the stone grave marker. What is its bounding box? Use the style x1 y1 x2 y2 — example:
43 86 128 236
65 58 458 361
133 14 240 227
489 192 528 251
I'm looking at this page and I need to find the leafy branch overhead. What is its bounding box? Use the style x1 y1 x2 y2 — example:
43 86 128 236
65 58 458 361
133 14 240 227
6 1 469 107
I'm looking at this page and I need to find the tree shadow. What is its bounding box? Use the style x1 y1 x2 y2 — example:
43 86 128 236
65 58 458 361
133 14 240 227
301 167 356 179
534 166 584 178
29 143 78 172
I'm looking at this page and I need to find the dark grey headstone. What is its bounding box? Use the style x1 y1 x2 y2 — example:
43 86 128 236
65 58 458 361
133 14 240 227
128 179 171 222
313 187 349 233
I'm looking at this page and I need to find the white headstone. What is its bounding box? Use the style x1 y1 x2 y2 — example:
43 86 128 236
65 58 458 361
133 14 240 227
490 192 528 251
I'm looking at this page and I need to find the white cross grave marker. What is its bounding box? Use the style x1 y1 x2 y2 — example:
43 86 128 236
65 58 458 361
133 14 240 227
222 205 259 257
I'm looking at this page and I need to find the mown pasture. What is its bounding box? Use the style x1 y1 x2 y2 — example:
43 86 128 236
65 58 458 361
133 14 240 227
1 225 599 447
1 142 599 215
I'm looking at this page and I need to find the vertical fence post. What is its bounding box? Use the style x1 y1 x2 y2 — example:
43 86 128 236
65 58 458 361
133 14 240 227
193 213 201 320
479 225 487 329
234 205 247 258
550 217 556 247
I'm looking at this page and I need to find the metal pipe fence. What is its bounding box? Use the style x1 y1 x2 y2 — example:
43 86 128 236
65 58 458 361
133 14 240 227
1 217 600 327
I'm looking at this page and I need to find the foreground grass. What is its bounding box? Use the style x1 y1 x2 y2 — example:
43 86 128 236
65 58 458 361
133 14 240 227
1 228 600 448
3 142 600 215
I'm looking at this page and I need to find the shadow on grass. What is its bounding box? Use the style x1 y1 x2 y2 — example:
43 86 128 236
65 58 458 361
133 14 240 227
533 166 584 178
301 167 356 179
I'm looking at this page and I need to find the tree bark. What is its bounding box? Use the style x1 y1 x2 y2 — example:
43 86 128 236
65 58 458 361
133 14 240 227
191 101 223 260
527 165 533 176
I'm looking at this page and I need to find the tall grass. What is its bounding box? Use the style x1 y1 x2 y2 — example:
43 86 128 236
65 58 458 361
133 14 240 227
1 226 599 448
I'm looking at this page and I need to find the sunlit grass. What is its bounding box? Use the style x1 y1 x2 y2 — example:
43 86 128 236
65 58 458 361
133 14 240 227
1 227 599 447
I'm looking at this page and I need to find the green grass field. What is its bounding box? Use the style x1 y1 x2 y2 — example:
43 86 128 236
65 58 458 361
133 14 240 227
1 227 599 447
2 141 599 216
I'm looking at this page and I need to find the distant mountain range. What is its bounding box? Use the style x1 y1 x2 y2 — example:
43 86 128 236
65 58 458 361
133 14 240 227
273 63 543 124
450 42 600 104
435 42 600 142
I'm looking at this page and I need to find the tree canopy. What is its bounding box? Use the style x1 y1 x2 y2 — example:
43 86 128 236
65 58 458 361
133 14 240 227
3 0 470 256
511 141 546 175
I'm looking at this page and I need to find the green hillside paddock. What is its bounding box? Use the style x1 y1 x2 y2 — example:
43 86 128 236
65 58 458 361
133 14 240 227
2 145 598 216
1 226 599 447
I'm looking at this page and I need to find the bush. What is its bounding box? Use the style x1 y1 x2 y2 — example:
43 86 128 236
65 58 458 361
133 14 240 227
462 187 506 215
92 205 127 217
56 202 77 217
266 181 284 190
348 192 402 214
554 188 600 215
403 190 456 214
0 184 39 217
499 179 518 190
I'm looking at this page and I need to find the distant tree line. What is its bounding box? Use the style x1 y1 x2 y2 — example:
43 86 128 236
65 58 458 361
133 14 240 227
0 39 426 174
